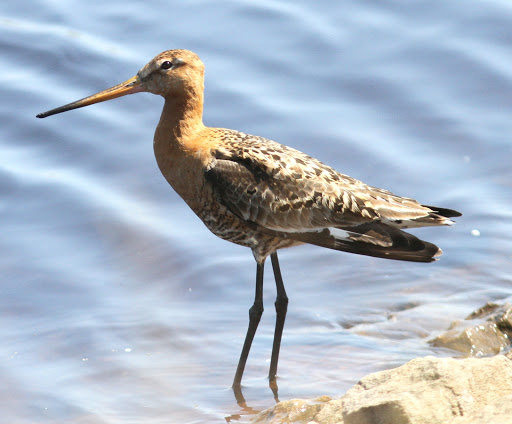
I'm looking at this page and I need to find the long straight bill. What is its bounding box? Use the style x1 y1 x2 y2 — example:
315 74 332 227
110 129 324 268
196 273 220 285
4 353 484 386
37 75 142 118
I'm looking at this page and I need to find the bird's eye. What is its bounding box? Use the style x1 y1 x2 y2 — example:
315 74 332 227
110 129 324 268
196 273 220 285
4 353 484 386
160 61 173 70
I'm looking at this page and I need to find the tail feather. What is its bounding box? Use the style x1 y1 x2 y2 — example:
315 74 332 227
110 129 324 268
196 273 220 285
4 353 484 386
423 205 462 219
267 223 442 263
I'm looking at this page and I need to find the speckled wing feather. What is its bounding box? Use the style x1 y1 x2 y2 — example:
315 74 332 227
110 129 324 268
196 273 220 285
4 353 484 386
206 130 456 228
204 130 458 262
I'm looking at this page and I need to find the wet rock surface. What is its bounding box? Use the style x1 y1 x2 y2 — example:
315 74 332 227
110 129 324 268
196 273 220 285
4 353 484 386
253 303 512 424
430 302 512 356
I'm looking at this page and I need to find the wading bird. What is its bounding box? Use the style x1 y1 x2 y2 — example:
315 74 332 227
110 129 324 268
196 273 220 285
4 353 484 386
37 49 460 394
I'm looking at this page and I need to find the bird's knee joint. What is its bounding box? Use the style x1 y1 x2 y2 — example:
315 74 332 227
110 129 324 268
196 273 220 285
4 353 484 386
274 294 288 310
249 301 264 320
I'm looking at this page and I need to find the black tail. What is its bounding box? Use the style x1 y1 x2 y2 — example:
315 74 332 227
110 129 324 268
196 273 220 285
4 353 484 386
423 205 462 218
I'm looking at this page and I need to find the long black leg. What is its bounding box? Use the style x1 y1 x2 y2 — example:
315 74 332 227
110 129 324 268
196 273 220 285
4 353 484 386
268 251 288 386
232 259 265 389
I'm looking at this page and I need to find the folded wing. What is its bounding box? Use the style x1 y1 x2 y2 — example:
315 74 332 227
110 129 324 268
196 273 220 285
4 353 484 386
205 132 460 262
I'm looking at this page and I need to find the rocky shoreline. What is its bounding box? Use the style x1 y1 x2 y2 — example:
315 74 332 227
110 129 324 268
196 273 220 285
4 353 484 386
253 303 512 424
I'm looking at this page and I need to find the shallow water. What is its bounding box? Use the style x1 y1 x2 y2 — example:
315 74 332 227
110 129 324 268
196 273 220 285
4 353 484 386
2 1 512 422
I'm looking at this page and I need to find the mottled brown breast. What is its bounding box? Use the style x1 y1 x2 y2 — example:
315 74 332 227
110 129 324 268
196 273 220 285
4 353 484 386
153 126 299 258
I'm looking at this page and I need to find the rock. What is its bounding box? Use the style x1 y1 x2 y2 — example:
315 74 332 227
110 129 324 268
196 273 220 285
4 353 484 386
252 396 340 424
252 398 326 423
430 302 512 356
341 355 512 424
451 394 512 424
252 354 512 424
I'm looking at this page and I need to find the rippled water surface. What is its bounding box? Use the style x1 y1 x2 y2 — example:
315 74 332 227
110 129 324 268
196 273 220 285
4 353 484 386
2 1 512 422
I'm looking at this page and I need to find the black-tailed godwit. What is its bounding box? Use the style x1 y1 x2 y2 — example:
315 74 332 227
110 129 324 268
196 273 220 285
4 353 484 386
37 49 461 394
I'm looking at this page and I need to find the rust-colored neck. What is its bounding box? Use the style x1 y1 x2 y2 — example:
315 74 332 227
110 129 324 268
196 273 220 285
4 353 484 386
152 81 210 211
154 83 205 145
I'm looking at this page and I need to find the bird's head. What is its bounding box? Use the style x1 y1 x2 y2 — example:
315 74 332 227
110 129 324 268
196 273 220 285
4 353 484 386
37 49 205 118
